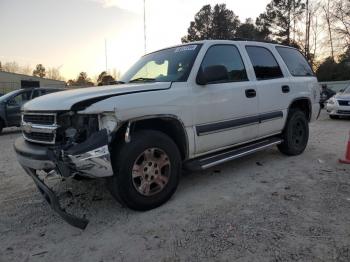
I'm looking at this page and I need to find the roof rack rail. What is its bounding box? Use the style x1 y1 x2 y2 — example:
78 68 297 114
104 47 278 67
229 38 279 44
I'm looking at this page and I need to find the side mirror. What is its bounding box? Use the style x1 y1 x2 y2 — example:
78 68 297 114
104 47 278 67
7 99 17 106
197 65 228 85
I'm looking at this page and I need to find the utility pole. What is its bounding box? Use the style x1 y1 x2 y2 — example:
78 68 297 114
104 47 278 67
105 39 108 72
305 0 310 59
144 0 147 54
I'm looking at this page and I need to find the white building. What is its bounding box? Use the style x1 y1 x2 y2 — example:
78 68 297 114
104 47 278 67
0 71 66 94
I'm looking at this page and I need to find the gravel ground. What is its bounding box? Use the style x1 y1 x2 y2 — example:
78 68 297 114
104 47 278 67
0 111 350 262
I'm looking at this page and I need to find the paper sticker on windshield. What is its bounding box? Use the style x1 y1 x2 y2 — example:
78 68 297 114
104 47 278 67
174 45 197 53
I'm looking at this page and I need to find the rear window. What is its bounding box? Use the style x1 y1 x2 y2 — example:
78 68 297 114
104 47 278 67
246 46 283 80
276 47 314 77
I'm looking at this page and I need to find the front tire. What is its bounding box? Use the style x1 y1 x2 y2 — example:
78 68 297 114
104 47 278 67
108 130 181 211
278 109 309 156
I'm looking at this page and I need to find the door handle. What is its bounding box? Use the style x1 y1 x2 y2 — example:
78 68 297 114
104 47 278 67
282 85 290 93
245 89 256 98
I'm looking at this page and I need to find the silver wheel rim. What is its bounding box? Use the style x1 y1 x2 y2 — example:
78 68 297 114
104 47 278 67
132 148 171 196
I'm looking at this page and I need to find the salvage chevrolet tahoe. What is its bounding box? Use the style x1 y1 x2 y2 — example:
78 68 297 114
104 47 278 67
14 40 320 229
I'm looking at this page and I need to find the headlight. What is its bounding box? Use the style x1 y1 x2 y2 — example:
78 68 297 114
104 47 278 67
327 98 335 105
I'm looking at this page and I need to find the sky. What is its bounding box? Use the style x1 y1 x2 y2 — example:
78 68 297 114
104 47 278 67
0 0 270 80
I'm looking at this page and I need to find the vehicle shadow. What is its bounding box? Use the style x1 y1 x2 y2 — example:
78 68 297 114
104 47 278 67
0 127 21 136
45 148 282 231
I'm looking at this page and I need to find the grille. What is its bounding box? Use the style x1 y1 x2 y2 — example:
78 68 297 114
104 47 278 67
337 110 350 115
338 100 350 106
23 114 55 125
23 132 55 142
22 112 57 144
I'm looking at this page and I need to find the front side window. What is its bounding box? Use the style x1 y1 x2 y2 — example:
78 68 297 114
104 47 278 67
276 47 314 76
201 45 248 83
246 46 283 80
9 91 31 106
121 44 201 83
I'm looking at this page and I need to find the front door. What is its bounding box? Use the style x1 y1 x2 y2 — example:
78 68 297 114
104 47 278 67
6 90 32 125
192 44 259 155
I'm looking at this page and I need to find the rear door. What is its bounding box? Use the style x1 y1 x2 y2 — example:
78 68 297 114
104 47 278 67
192 44 259 154
244 45 290 138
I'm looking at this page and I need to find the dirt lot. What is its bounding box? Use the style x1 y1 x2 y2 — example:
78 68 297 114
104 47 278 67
1 111 350 262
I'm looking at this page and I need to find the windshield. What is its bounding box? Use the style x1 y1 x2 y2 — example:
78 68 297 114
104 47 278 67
120 44 202 83
343 85 350 94
0 90 21 102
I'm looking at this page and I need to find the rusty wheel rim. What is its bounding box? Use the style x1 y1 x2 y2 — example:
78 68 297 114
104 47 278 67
131 148 171 196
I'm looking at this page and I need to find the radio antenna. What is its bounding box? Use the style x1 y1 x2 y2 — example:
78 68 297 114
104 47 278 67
143 0 147 54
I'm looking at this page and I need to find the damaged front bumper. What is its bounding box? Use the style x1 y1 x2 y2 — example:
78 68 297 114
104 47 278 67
23 167 89 229
14 129 114 229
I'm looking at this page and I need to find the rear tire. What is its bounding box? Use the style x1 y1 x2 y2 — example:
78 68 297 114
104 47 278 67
108 130 181 211
278 109 309 156
329 115 339 119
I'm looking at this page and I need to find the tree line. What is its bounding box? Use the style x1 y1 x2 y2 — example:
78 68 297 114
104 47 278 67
67 71 120 87
182 0 350 81
0 62 64 81
0 61 120 87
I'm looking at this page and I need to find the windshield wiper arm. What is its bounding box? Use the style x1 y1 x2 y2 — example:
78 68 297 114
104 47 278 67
129 77 156 83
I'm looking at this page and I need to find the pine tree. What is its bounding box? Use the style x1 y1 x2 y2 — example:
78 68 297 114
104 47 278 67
182 4 240 43
256 0 305 45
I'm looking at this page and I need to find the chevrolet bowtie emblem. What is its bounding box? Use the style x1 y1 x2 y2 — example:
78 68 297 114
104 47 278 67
22 123 32 133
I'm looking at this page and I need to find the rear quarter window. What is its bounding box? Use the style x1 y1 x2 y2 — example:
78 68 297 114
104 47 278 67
276 47 314 77
245 46 284 80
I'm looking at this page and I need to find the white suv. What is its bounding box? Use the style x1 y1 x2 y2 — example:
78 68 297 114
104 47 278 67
14 40 320 228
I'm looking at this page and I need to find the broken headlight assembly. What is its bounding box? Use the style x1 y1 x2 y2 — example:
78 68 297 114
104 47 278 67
56 112 118 145
56 112 100 144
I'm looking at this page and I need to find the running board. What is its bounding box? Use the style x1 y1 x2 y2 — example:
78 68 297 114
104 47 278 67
185 137 283 171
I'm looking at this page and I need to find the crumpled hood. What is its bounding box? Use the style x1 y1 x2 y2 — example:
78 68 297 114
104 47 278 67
23 82 171 111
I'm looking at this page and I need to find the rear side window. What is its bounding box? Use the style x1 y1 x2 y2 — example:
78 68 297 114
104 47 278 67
276 47 314 76
246 46 283 80
201 45 248 82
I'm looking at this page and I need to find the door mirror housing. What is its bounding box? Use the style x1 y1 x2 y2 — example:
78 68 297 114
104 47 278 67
196 65 229 85
6 98 18 107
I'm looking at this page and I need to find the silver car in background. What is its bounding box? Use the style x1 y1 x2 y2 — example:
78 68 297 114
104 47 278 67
326 85 350 119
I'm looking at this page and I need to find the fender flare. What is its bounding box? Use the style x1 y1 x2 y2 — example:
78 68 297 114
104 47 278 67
115 114 189 159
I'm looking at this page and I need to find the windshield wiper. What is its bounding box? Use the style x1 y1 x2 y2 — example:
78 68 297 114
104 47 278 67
129 77 156 83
